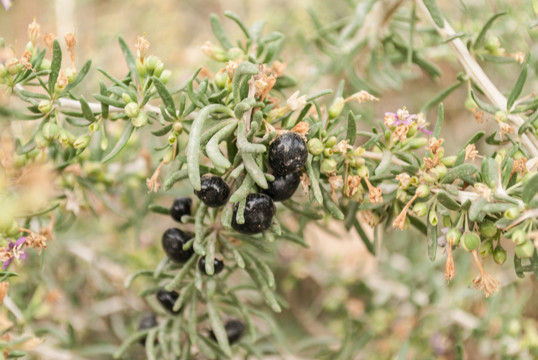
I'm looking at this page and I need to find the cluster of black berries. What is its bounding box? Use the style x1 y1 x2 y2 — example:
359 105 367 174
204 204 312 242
194 132 307 234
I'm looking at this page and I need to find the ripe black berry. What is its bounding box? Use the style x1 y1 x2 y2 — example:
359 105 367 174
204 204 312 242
198 257 225 275
194 175 230 207
209 319 245 345
268 132 308 175
161 228 194 263
138 313 158 345
156 289 182 314
170 197 192 222
264 171 301 202
231 194 275 234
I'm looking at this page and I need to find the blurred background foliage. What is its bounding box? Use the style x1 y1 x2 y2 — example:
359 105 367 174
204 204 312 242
1 0 537 359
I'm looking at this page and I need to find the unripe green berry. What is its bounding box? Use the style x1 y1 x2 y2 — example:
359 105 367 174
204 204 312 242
479 220 497 238
168 134 177 145
321 158 337 174
479 239 493 258
357 165 369 178
511 229 527 245
416 184 430 198
485 36 501 52
38 100 52 114
464 96 476 110
435 164 447 179
125 102 140 118
461 232 480 252
493 245 507 265
422 170 438 184
504 207 520 220
323 148 333 157
328 97 344 119
441 155 457 167
325 136 337 147
494 111 507 123
172 122 183 135
446 228 462 245
349 157 365 168
515 241 535 259
428 209 438 226
160 70 172 84
308 138 324 155
351 147 364 157
122 93 133 103
408 137 428 149
73 135 91 149
412 202 428 217
65 68 77 83
132 112 148 128
42 122 59 140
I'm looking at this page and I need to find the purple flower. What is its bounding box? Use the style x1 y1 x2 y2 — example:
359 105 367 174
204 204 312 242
1 0 12 10
2 237 27 270
384 108 433 134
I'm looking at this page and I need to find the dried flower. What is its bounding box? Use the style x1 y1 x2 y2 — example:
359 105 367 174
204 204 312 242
345 175 361 197
472 108 484 123
332 140 352 154
0 282 8 304
396 173 411 188
464 144 479 161
392 193 419 230
136 35 150 61
471 249 500 297
20 50 33 70
146 161 165 194
291 121 309 136
344 90 378 104
27 19 41 45
512 157 527 175
21 229 48 252
299 172 310 194
226 60 241 78
426 137 444 155
510 51 525 64
499 122 513 134
43 33 56 50
56 69 69 89
392 124 409 142
445 238 456 282
474 183 492 201
363 177 383 204
328 175 343 196
287 91 307 111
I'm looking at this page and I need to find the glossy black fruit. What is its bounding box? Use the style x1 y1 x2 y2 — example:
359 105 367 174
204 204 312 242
156 289 182 314
209 319 245 345
170 197 192 222
231 194 275 234
268 132 308 175
138 313 158 345
161 228 194 263
264 171 301 201
198 257 225 275
194 175 230 207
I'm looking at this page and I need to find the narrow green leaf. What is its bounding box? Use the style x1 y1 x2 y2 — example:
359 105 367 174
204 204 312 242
427 203 437 261
353 219 376 255
320 186 345 220
79 95 97 122
473 12 507 50
441 164 478 184
507 63 528 110
118 35 140 84
102 123 135 163
469 197 487 221
518 110 538 135
93 94 124 108
346 111 357 144
481 157 498 188
436 191 460 211
470 90 499 114
152 76 177 117
224 11 251 39
375 150 392 176
433 103 444 139
64 60 92 92
48 39 62 94
423 0 444 28
522 173 538 204
210 13 234 50
422 82 462 113
148 204 170 215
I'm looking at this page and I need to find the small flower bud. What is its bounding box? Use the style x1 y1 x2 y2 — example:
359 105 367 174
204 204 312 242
352 147 364 157
132 112 148 128
100 137 109 151
357 165 369 178
428 209 438 226
434 164 447 179
461 232 480 252
407 123 417 138
511 229 526 245
479 220 497 238
447 228 462 245
34 132 49 148
39 59 51 71
145 56 159 72
172 122 183 135
215 72 229 89
504 207 520 220
168 134 177 145
464 96 476 110
163 147 175 164
323 148 333 157
154 60 164 77
494 111 507 123
160 69 172 84
73 134 91 149
321 158 337 174
515 241 535 258
308 138 323 155
125 102 140 118
136 59 146 77
43 122 59 139
38 99 52 114
122 93 133 103
325 136 337 147
65 68 77 83
349 157 365 168
416 184 430 198
412 202 428 217
485 36 501 53
328 97 344 119
441 155 457 167
7 59 22 75
422 170 438 184
479 239 493 258
493 245 507 265
408 137 428 149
